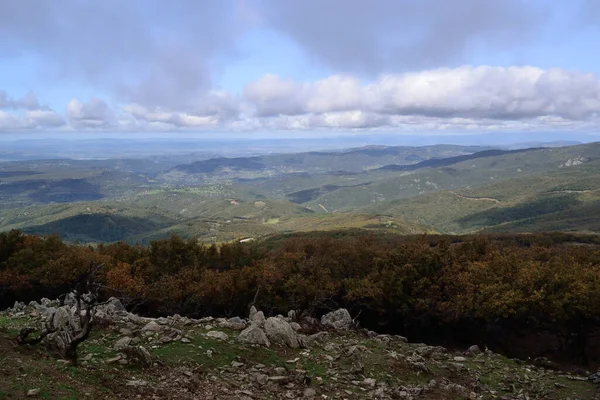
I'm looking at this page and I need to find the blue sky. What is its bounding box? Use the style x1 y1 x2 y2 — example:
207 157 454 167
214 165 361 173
1 0 600 140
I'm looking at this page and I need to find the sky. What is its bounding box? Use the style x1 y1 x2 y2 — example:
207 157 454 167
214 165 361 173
1 0 600 140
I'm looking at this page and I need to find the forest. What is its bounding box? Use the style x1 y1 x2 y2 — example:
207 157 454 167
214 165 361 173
2 229 600 364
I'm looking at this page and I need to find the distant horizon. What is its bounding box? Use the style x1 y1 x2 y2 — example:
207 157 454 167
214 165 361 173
0 131 595 162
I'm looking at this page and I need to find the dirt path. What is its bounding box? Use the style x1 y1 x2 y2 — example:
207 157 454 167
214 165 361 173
450 192 501 203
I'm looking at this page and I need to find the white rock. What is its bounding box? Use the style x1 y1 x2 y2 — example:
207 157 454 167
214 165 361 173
320 308 353 331
238 325 270 347
114 336 134 351
250 310 265 328
141 321 162 332
206 330 228 341
264 317 298 348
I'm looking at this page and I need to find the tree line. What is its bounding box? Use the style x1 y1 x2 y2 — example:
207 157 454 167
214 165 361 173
2 229 600 332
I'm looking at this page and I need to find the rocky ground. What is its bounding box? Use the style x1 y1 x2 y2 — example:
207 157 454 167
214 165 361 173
1 298 599 399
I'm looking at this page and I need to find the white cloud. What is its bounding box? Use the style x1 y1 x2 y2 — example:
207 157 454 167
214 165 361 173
3 66 600 134
24 110 65 127
241 66 600 131
0 91 44 110
67 98 115 128
244 67 600 121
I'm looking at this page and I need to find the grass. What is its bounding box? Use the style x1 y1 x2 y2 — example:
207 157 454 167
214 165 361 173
0 313 597 399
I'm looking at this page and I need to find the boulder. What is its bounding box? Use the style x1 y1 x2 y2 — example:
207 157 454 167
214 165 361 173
51 307 74 330
320 308 353 331
250 310 265 328
220 316 246 330
206 330 228 341
114 336 135 351
99 297 126 315
12 301 25 313
141 320 162 333
264 317 298 348
238 325 270 347
123 345 153 368
249 306 258 319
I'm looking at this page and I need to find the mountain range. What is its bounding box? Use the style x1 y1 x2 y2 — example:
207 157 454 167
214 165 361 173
1 141 598 243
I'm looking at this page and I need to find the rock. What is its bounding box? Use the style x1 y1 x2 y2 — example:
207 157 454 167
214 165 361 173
254 373 269 385
106 355 122 364
231 361 244 368
238 325 270 347
264 317 299 348
220 316 247 330
114 336 134 351
27 388 41 397
51 306 75 330
12 301 26 312
287 310 297 321
123 345 152 368
303 387 317 398
206 330 229 341
290 322 301 332
250 310 266 328
141 320 162 333
125 379 148 387
305 331 329 347
363 378 377 387
99 297 126 314
269 376 288 383
249 306 258 319
42 307 58 320
320 308 353 331
453 356 467 362
181 337 191 343
467 345 481 355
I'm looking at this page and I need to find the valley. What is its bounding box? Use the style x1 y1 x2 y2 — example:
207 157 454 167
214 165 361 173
1 141 599 243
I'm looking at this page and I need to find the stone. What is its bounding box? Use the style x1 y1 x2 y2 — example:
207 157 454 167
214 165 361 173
305 332 329 347
99 297 126 314
106 355 122 364
114 336 134 351
125 379 148 387
254 373 269 385
250 310 266 328
141 320 162 333
249 306 258 319
123 345 153 368
27 388 41 397
42 307 58 320
453 356 467 362
238 325 271 347
206 330 229 341
363 378 377 387
290 322 301 332
221 316 247 330
231 361 244 368
51 306 76 330
264 317 299 348
181 337 191 343
467 345 481 355
303 387 316 398
320 308 353 331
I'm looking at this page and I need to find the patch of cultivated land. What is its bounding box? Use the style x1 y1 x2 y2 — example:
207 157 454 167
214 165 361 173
1 301 599 399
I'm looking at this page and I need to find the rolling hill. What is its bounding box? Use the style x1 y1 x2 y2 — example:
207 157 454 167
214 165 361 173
1 141 599 243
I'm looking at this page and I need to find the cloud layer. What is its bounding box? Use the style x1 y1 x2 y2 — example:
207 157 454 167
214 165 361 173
2 66 599 133
1 1 599 134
